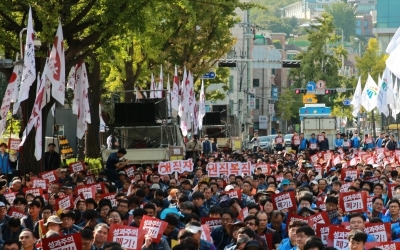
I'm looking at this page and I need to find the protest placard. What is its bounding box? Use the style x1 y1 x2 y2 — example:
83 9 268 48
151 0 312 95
42 233 81 250
339 192 367 213
139 215 168 243
68 161 85 173
272 192 296 211
40 170 58 183
201 217 222 232
107 224 145 250
327 226 350 249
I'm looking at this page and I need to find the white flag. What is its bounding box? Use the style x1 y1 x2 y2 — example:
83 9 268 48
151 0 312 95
157 66 163 98
377 69 390 117
386 45 400 80
197 80 206 130
171 65 180 111
149 73 156 99
19 72 46 148
392 78 400 119
14 6 36 114
166 74 171 117
34 109 42 160
179 68 188 136
386 26 400 54
67 62 91 139
350 76 362 117
361 74 379 112
0 65 22 135
46 22 65 105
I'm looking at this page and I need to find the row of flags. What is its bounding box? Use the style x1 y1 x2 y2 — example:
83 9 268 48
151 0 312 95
141 65 207 136
0 7 91 160
351 26 400 119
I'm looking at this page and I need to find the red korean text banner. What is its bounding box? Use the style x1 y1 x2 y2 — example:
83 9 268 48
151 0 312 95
206 161 251 177
339 191 367 213
107 224 146 250
75 185 97 199
365 242 400 250
364 222 391 242
315 223 329 246
42 233 81 250
201 217 222 232
341 169 359 181
158 159 194 175
272 191 297 211
31 177 49 189
55 195 74 211
7 207 25 218
39 170 58 183
68 161 86 173
327 226 350 248
139 215 168 243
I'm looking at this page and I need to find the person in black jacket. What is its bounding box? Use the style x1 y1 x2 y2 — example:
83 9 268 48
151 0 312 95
43 143 61 171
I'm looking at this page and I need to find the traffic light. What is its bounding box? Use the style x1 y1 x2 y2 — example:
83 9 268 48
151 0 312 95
218 61 237 67
282 60 301 68
295 89 307 94
325 89 337 94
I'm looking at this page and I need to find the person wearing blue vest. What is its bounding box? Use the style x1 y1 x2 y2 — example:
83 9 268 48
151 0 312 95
351 132 361 149
0 143 12 182
334 133 344 150
375 133 385 148
298 133 308 152
202 135 212 155
308 133 318 155
363 133 375 150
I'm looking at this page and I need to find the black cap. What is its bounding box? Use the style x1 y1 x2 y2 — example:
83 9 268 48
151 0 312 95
0 180 7 189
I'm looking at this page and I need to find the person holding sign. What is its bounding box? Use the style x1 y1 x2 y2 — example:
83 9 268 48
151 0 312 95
290 132 300 153
307 133 318 155
250 132 260 153
185 135 202 160
362 134 374 150
317 132 329 151
334 133 344 151
274 132 284 152
348 213 377 242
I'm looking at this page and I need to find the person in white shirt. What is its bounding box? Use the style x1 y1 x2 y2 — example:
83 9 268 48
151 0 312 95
107 132 119 149
250 132 260 152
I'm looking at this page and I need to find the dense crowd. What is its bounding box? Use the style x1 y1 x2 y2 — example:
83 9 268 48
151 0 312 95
0 130 400 250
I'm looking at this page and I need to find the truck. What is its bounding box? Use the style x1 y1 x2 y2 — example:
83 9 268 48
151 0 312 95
299 104 336 150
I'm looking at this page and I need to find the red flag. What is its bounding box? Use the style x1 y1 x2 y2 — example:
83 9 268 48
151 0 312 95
46 22 65 105
171 65 179 111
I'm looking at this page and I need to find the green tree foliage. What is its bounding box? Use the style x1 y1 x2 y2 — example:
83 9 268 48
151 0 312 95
324 2 356 41
276 87 302 123
287 14 345 108
355 38 387 83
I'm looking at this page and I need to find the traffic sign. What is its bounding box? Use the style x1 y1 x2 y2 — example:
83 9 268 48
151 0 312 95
303 94 317 104
200 72 216 79
343 99 351 106
316 80 326 90
307 81 316 91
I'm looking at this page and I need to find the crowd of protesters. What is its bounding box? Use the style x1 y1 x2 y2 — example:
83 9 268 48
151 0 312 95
1 129 400 250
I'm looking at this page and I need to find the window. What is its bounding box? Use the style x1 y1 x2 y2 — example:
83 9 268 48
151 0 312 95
255 99 260 109
229 75 234 93
253 79 260 87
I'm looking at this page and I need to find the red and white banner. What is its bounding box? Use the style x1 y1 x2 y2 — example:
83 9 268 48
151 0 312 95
46 22 65 105
13 7 35 114
315 224 329 246
206 161 251 177
200 224 212 242
67 62 91 139
31 178 49 189
7 207 26 218
171 65 180 111
201 217 222 232
23 187 43 197
158 159 194 175
55 195 74 211
4 192 16 204
102 193 118 207
272 192 297 211
139 215 168 243
75 185 97 199
107 224 145 250
8 138 21 151
0 65 22 135
327 226 350 248
68 161 85 173
42 233 81 250
224 189 241 200
40 170 58 183
339 192 367 213
365 242 400 249
364 222 391 242
341 169 359 181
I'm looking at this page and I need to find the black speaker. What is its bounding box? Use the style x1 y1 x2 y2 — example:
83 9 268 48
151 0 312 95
114 103 156 125
203 112 221 125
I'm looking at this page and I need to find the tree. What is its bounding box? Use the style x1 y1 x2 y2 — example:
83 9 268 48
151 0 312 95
324 2 356 41
276 87 302 124
0 0 154 172
287 13 345 108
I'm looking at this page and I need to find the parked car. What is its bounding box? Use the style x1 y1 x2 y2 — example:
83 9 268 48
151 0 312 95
284 134 293 147
259 134 278 153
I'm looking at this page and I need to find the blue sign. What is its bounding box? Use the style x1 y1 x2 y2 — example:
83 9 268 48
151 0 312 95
200 72 216 79
271 86 279 101
306 81 316 91
299 106 331 117
343 99 351 106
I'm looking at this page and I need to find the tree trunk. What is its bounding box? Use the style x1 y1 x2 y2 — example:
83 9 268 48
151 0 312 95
85 56 101 158
123 46 135 102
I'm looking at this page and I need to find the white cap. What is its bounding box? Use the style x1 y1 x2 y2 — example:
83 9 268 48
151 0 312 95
224 185 234 192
